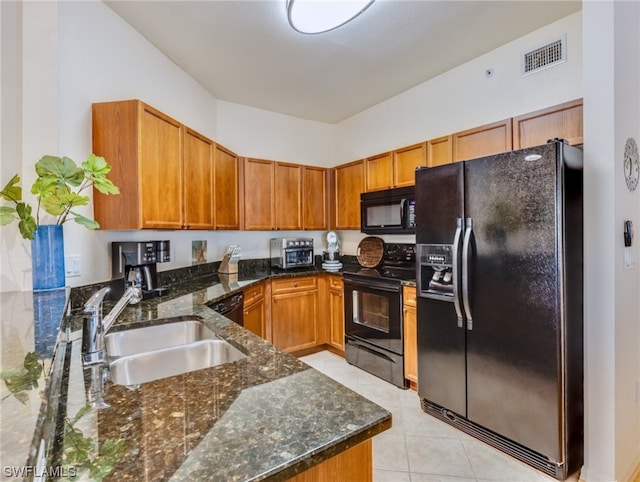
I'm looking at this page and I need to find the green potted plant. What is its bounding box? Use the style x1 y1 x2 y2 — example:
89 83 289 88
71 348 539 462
1 154 119 290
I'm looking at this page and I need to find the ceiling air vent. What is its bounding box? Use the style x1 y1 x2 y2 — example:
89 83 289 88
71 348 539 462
521 35 566 76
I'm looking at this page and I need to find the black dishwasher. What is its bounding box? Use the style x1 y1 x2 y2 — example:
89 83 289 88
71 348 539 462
209 292 244 326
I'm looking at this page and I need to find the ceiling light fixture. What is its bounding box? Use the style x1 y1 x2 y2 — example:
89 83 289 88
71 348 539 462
286 0 376 34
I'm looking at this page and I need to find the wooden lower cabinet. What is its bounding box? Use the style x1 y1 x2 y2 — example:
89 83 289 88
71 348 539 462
245 274 346 356
403 286 418 389
288 439 372 482
243 282 267 339
328 277 345 353
271 277 319 353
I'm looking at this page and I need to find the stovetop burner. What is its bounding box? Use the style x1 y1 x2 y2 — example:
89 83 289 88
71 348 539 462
344 243 416 283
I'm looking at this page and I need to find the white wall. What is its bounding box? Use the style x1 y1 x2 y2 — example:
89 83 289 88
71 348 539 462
582 2 640 480
216 100 336 167
335 12 582 163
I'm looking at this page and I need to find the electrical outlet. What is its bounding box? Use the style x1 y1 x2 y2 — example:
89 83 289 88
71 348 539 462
65 255 81 277
636 380 640 403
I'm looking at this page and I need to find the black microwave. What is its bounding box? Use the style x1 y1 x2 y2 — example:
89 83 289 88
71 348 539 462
360 186 416 234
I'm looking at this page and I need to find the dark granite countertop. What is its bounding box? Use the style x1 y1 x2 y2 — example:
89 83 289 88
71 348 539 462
2 265 392 481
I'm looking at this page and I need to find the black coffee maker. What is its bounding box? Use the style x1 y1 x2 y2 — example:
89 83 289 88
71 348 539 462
110 241 171 300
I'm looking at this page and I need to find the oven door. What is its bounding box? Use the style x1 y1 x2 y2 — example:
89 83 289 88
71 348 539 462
344 277 403 355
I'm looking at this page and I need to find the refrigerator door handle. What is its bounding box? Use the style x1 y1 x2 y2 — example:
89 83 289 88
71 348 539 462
452 218 464 328
462 217 473 329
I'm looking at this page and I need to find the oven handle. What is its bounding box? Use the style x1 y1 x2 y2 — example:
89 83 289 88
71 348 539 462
452 218 464 328
348 339 398 363
344 279 402 293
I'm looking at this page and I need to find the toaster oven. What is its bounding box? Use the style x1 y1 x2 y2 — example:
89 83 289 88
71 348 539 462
270 238 314 269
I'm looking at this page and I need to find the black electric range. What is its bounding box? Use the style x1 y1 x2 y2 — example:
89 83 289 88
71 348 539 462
342 243 416 389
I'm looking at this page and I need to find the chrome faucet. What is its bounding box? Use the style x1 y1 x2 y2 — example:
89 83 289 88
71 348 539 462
82 268 143 366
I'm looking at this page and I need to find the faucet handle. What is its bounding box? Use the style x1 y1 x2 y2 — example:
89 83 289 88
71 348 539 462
126 267 144 304
127 267 143 286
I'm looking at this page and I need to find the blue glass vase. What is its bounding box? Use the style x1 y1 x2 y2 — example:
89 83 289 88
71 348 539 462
31 225 66 291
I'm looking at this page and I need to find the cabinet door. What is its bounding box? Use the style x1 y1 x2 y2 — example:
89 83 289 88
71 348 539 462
92 100 141 229
275 162 302 230
394 143 426 187
214 144 240 230
452 119 513 162
427 135 453 167
183 128 214 229
512 98 583 148
244 158 275 230
140 105 184 229
272 290 318 353
302 166 328 230
333 160 364 230
365 152 393 192
244 299 265 339
403 303 417 386
329 279 345 352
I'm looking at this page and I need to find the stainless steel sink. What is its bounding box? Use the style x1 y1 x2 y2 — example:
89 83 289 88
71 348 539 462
109 339 246 386
104 318 247 386
104 318 217 358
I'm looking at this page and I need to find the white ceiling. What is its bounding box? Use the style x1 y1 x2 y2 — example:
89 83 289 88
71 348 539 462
105 0 581 124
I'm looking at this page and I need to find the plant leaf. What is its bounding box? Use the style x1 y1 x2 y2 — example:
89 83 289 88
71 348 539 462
1 174 22 202
0 352 42 404
31 176 59 198
35 155 84 187
83 155 120 195
41 187 89 216
71 212 100 230
92 177 120 195
0 206 17 225
16 203 36 239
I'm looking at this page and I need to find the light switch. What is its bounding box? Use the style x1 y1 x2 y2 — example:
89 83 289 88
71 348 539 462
65 255 81 277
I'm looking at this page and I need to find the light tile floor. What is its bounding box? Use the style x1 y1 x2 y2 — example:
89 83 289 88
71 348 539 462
299 350 560 482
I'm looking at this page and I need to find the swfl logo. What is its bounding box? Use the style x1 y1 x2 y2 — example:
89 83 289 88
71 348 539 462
3 466 77 478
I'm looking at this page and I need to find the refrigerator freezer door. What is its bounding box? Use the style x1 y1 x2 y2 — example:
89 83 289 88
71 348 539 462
415 163 467 416
463 143 562 459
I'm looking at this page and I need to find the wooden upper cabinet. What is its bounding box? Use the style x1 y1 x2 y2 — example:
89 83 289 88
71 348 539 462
243 158 275 230
394 143 426 187
183 128 214 230
427 135 453 167
92 100 184 230
275 162 302 230
333 160 365 230
512 98 583 149
453 119 513 162
365 152 393 192
302 166 328 230
213 143 240 230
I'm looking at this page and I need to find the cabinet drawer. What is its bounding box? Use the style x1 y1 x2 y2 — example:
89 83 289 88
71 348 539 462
244 282 265 307
271 276 317 294
403 286 417 307
329 276 344 291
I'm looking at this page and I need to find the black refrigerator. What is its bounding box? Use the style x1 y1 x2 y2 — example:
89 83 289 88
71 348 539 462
415 140 583 480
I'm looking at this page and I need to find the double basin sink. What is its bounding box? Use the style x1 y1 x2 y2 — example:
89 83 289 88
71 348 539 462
104 317 246 386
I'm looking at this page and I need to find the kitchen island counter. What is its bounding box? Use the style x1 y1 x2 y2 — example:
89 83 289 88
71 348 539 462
4 269 391 481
